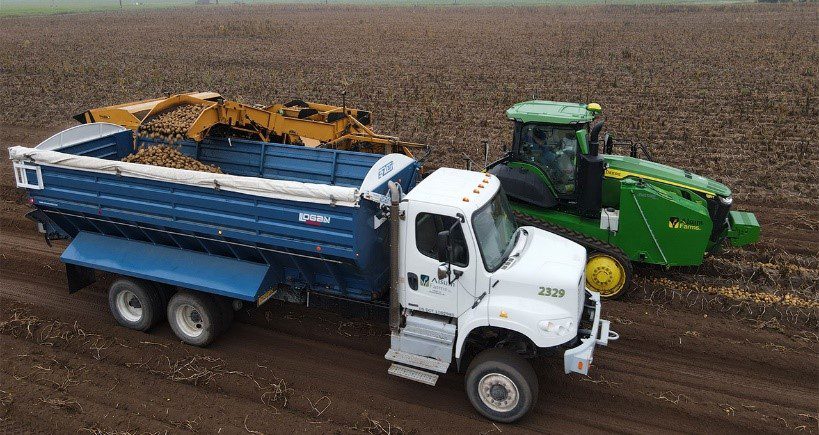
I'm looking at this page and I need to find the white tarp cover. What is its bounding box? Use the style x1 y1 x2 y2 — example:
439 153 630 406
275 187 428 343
8 146 360 207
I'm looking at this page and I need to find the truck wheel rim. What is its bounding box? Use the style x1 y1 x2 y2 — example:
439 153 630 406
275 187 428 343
585 254 626 297
116 290 142 323
478 373 519 413
175 304 204 338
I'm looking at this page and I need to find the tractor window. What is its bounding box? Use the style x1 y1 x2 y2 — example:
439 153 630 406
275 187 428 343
415 213 468 267
518 124 578 195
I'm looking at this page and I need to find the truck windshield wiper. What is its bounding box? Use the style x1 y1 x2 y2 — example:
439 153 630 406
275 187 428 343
499 227 525 265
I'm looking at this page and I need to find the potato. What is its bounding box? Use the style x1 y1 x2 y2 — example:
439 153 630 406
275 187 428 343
122 143 222 174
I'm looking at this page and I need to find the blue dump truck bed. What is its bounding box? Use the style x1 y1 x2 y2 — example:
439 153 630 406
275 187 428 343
10 123 419 303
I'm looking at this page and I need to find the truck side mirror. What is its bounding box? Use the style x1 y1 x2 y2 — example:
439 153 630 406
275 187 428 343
436 230 450 263
437 264 449 280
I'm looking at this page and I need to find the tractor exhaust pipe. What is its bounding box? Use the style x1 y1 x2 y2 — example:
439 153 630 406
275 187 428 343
589 120 604 157
388 181 401 334
578 121 606 218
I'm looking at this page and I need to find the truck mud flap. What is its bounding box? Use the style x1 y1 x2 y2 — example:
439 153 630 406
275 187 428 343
66 263 96 294
60 232 279 301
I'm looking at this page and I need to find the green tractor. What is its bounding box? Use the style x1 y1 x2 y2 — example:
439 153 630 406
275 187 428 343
487 101 760 299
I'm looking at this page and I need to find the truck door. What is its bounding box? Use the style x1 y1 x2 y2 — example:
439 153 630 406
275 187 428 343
403 203 476 318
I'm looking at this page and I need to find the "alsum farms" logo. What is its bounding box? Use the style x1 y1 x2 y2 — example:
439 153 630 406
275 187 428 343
420 274 453 287
669 217 703 231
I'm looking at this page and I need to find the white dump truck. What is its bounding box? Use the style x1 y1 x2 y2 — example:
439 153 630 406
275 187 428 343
12 124 618 422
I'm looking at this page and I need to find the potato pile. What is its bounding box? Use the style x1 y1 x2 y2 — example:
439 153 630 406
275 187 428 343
650 276 819 309
122 145 223 174
137 104 202 145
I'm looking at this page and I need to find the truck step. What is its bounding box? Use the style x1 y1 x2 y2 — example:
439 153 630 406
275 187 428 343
388 363 438 386
385 349 450 373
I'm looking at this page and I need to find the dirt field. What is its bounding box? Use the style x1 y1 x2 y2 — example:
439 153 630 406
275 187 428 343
1 3 817 433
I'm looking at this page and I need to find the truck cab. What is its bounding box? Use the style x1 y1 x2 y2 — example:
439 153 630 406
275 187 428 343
384 168 615 422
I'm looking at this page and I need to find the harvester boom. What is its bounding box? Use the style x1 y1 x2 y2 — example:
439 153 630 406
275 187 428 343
76 93 429 159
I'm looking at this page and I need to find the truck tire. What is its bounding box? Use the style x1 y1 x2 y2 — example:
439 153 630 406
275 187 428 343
108 278 163 332
167 291 222 347
465 348 539 423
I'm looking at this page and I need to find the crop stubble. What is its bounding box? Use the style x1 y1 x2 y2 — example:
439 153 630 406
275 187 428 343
0 4 817 432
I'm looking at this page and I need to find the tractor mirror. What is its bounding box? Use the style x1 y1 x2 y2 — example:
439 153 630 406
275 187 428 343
576 129 589 154
436 230 451 263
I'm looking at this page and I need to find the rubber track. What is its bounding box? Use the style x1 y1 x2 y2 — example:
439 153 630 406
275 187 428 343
513 210 634 292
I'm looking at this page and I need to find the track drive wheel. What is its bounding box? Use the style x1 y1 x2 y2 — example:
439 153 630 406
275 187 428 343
585 252 632 299
513 210 634 299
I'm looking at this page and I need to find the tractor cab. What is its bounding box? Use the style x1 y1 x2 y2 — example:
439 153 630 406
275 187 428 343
489 100 602 216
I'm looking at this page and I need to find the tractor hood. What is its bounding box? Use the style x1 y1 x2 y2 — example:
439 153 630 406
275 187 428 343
603 154 731 198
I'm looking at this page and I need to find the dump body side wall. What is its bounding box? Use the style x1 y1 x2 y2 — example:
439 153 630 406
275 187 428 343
20 130 419 301
139 136 382 188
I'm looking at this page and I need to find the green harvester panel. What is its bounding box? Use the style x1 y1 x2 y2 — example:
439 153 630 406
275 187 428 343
614 180 712 266
727 211 760 247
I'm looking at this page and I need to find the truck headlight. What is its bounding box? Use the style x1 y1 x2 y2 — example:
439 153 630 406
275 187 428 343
538 318 574 336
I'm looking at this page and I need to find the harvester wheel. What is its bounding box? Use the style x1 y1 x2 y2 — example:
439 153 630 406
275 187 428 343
167 291 222 347
465 348 538 423
108 277 164 332
586 252 632 299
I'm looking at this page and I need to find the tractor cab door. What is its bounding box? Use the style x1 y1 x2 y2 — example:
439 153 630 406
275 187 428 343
513 122 580 198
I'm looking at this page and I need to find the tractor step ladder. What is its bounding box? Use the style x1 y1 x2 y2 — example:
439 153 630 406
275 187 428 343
387 363 439 386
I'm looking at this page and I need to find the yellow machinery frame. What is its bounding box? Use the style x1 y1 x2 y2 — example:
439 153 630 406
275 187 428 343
75 93 429 159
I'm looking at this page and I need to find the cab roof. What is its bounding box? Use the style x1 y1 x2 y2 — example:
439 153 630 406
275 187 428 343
405 167 499 214
506 100 597 125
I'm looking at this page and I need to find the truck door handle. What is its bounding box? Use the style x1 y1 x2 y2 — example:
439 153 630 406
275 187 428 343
407 273 418 290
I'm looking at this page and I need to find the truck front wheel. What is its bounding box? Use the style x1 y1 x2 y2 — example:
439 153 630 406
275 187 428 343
108 278 164 332
465 348 539 423
167 291 222 346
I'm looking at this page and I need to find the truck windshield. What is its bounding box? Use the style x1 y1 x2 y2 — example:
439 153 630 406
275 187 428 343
472 188 518 272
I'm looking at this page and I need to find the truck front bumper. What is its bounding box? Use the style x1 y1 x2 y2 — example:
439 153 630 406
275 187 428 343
563 291 617 375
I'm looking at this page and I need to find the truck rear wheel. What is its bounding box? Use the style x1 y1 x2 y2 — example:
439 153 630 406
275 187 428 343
465 348 538 423
108 278 163 332
167 291 222 346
